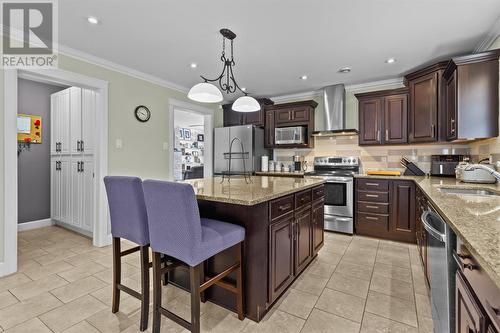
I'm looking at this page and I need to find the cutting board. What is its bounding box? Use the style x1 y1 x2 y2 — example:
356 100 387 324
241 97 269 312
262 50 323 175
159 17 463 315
366 170 402 176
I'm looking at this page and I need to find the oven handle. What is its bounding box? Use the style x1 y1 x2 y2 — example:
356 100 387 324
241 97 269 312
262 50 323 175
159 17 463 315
325 178 353 183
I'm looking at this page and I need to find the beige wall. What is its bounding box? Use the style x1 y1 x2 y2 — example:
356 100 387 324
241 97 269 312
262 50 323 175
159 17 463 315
0 54 217 263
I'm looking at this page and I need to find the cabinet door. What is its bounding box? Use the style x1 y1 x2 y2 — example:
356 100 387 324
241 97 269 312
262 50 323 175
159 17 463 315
445 70 458 141
264 110 275 148
81 158 94 232
391 181 416 242
59 159 71 224
290 107 309 122
274 109 292 125
456 272 486 333
243 110 263 127
409 72 438 142
269 215 294 303
81 89 96 154
59 90 71 154
70 159 82 228
223 104 243 127
384 94 408 144
294 208 312 275
70 87 82 154
312 199 324 255
50 95 59 155
51 160 61 220
359 98 383 145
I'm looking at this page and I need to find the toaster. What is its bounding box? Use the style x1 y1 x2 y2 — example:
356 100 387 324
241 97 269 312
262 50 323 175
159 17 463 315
455 163 497 184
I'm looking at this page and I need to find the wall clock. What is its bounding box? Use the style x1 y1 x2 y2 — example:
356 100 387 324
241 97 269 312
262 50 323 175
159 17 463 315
134 105 151 122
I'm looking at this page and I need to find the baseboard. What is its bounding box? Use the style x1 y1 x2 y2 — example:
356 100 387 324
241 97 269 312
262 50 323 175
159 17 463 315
54 220 93 238
18 218 54 231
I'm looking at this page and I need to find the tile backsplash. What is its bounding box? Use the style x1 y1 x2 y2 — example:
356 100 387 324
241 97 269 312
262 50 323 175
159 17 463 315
273 136 471 174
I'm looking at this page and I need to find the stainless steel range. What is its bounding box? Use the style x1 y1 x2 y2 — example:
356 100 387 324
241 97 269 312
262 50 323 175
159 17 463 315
307 156 359 234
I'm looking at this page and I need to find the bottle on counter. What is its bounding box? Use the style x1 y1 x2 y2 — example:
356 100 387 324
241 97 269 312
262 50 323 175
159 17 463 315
261 155 269 172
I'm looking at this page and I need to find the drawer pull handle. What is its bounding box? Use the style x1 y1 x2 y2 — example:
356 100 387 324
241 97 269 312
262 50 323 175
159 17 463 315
279 203 292 211
366 216 378 221
365 194 379 198
366 205 379 209
365 183 379 186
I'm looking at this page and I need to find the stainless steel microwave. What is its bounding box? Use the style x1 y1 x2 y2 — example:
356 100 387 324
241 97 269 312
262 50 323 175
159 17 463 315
275 126 306 145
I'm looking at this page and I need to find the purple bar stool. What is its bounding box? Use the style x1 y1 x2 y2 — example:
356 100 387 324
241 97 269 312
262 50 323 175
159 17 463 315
143 180 245 333
104 176 151 331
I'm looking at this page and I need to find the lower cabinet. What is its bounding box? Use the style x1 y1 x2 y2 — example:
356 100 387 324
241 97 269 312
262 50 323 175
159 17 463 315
391 181 416 242
268 185 324 303
51 159 71 224
456 272 486 333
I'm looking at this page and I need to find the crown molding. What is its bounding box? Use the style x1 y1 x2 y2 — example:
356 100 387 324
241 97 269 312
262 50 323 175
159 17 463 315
345 78 404 91
59 46 189 93
474 16 500 52
270 90 322 103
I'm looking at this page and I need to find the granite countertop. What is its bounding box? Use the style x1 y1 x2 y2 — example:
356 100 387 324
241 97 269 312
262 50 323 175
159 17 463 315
356 174 500 289
255 171 305 177
183 176 325 206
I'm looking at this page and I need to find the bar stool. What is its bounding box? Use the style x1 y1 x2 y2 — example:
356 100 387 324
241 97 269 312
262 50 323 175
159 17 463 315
143 180 245 333
104 176 151 331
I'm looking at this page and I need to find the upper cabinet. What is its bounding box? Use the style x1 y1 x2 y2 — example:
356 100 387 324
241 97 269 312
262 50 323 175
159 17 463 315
443 50 499 141
356 88 408 145
264 100 318 149
405 62 447 143
222 98 274 127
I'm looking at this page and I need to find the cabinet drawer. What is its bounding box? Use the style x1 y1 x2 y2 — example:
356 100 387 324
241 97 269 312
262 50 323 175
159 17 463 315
295 190 312 210
356 212 390 231
357 179 389 191
356 190 389 203
270 195 294 220
357 201 389 214
312 185 325 200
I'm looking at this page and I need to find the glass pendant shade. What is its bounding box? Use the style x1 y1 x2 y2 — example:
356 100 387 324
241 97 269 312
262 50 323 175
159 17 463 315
187 82 223 103
232 96 260 112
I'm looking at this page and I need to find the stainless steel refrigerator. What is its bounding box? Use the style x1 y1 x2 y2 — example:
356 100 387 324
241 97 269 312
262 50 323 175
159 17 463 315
214 125 269 175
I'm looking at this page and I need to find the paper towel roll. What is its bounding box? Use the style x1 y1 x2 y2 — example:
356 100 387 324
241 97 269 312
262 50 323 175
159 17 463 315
261 155 269 172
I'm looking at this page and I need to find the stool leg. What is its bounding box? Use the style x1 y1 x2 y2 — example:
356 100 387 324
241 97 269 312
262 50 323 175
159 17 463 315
200 261 206 303
152 252 162 333
236 242 244 320
112 237 121 313
190 264 201 333
139 245 150 331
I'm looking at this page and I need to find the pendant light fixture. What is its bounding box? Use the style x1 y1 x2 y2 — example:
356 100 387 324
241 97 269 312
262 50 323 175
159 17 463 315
187 28 260 112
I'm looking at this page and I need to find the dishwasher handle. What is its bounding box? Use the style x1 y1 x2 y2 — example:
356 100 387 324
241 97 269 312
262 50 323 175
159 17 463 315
421 211 446 243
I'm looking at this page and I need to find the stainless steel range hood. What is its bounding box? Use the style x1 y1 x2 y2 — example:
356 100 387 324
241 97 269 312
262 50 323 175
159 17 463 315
312 84 358 136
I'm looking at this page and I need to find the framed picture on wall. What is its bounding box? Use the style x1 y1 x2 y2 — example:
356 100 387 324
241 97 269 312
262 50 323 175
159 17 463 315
183 129 191 139
197 134 204 142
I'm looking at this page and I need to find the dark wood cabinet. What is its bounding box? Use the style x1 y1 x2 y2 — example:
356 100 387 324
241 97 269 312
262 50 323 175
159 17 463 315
443 50 500 141
391 181 416 243
415 187 429 284
294 208 312 275
456 271 486 333
269 214 294 303
264 100 317 149
355 178 416 242
356 88 409 146
312 199 324 255
223 98 274 127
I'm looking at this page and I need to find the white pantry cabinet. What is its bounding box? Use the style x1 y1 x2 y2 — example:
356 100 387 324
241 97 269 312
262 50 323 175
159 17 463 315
50 89 71 155
69 88 96 155
50 158 71 224
69 156 94 232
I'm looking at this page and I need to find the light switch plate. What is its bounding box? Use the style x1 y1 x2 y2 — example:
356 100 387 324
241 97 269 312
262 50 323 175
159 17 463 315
115 139 123 149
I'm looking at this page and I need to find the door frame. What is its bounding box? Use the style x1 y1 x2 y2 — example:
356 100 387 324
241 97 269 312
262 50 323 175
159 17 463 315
1 68 109 277
168 99 214 180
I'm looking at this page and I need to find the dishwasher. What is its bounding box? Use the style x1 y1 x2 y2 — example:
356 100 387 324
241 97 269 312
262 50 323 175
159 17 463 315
421 205 457 333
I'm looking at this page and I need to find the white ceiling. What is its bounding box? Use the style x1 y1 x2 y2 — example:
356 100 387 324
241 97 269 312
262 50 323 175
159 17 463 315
60 0 500 99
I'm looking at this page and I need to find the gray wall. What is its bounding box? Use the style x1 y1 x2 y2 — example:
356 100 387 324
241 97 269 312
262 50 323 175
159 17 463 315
17 79 67 224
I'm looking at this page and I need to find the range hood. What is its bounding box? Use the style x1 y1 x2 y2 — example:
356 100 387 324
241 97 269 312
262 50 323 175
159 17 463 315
312 84 358 136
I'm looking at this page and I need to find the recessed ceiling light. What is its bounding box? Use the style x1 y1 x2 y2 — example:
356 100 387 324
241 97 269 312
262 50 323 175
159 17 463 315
189 62 198 69
87 16 99 24
385 58 397 64
338 67 351 73
300 75 308 80
240 87 246 91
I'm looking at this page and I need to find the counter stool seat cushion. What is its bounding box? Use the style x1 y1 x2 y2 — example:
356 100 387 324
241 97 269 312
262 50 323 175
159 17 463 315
200 218 245 258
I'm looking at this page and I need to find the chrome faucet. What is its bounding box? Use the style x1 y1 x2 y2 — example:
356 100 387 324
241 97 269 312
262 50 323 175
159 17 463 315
464 164 500 181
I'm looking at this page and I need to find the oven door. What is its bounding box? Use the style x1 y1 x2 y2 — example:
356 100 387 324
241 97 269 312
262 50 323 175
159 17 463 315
324 177 353 217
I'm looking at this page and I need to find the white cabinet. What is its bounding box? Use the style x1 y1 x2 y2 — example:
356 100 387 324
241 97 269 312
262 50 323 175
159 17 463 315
51 90 71 155
69 88 96 155
69 157 94 232
51 158 70 224
70 88 82 154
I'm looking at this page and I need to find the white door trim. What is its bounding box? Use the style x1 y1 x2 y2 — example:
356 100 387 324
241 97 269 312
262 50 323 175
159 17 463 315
1 68 110 277
168 99 215 180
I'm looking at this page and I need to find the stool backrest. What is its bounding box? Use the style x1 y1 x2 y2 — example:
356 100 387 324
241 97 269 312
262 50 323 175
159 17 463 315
104 176 149 246
142 180 202 261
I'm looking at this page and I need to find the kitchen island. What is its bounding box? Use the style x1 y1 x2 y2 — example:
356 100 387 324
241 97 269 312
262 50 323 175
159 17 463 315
169 176 325 322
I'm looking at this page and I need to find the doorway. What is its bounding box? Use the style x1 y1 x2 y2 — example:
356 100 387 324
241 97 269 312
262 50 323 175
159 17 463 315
2 69 109 277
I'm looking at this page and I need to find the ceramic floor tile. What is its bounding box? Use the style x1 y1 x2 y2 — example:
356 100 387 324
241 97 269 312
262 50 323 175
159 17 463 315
301 309 360 333
50 276 107 303
0 292 63 329
369 274 414 300
306 260 336 278
0 292 18 310
85 309 136 333
327 272 370 298
415 293 432 318
335 260 373 281
92 262 137 284
9 274 68 301
360 312 418 333
290 272 329 296
57 261 107 282
418 316 434 333
277 289 318 319
0 274 32 292
61 321 100 333
34 251 80 266
196 302 250 333
365 291 418 327
4 317 52 333
22 260 74 281
375 253 411 269
315 288 365 323
241 310 304 333
373 262 413 283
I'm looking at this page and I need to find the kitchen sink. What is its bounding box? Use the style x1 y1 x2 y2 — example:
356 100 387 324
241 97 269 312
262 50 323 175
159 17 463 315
437 187 500 197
